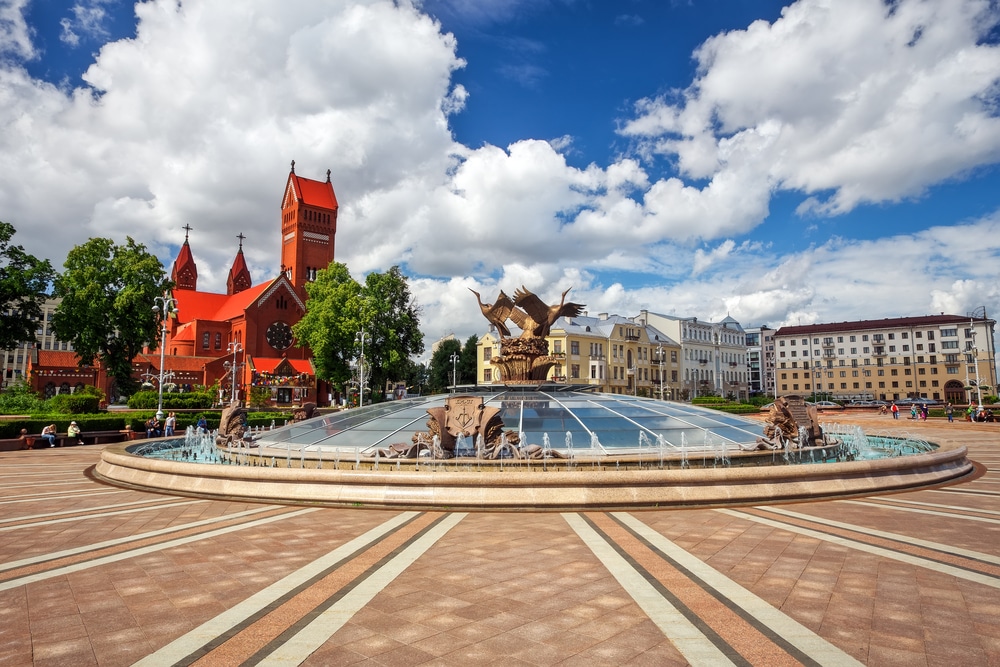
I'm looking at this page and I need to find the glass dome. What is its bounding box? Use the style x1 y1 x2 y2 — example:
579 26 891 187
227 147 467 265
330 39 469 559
254 390 765 455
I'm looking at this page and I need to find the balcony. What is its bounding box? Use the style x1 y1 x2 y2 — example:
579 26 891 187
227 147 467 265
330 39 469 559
624 333 640 341
822 339 835 347
873 348 887 357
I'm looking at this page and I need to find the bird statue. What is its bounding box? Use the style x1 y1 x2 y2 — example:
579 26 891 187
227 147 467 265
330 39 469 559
469 288 515 338
512 286 585 339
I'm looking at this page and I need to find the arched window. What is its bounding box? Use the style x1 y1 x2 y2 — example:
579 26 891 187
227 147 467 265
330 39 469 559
215 333 222 350
202 332 210 349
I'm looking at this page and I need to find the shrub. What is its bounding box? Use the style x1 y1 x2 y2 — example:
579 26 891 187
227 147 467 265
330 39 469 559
126 390 214 410
47 393 101 414
0 380 46 414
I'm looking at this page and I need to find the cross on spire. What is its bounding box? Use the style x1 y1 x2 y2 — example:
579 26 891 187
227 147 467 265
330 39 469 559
182 224 192 242
237 233 246 250
290 159 295 174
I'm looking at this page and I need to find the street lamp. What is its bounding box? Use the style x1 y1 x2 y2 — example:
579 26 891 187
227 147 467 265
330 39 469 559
356 330 368 407
656 344 664 401
225 341 243 403
450 352 459 390
152 294 178 421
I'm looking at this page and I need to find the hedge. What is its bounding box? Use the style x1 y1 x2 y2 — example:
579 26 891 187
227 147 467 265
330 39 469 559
126 390 215 410
0 410 295 438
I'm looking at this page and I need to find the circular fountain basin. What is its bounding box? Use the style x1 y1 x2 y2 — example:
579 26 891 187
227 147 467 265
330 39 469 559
94 390 975 511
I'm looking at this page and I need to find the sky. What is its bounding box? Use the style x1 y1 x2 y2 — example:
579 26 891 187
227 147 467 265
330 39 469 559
2 0 1000 356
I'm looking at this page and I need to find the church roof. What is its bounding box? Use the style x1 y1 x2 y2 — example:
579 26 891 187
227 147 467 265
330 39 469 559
251 356 313 374
171 279 275 324
284 170 339 210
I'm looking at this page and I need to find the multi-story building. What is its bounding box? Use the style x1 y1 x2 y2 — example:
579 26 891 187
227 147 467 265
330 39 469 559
476 313 682 397
773 314 997 404
744 325 775 397
0 297 74 390
637 311 749 401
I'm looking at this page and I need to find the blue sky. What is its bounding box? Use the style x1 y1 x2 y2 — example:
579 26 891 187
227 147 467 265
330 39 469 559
2 0 1000 350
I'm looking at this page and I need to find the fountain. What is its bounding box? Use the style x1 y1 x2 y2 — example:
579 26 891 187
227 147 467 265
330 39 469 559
94 288 975 510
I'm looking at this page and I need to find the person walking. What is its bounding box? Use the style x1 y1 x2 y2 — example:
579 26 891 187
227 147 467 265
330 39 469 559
891 402 899 419
946 403 954 423
164 412 176 437
910 404 918 420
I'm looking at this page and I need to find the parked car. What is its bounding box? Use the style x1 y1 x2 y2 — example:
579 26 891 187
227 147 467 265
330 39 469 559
811 401 845 409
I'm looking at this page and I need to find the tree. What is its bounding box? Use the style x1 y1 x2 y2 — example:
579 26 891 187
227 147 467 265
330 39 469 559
460 334 478 384
360 266 424 400
428 338 462 393
51 237 170 399
292 262 363 388
0 222 55 350
294 263 425 402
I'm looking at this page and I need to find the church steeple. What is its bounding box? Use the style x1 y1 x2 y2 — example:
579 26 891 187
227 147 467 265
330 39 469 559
280 161 338 297
226 233 252 295
171 224 198 291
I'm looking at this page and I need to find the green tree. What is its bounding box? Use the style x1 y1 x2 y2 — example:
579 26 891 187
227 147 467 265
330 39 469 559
460 334 478 384
294 264 424 403
0 222 55 350
360 266 424 400
51 237 170 399
428 338 462 393
292 262 363 388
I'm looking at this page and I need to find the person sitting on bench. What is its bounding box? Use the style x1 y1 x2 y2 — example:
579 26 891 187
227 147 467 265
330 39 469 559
41 424 57 447
67 421 83 445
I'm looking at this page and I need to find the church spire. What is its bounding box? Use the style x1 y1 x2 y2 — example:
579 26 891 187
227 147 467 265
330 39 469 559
226 233 252 295
171 224 198 291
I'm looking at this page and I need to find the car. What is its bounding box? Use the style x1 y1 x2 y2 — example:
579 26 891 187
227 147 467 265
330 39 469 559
811 401 844 409
904 398 940 406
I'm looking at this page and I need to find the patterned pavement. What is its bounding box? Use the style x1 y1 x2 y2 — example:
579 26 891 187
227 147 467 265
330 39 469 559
0 412 998 666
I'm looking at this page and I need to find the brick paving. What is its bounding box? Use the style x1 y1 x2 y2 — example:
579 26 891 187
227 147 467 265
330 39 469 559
0 412 997 666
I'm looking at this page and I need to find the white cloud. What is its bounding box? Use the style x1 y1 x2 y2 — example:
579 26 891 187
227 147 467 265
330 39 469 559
2 0 1000 354
622 0 1000 216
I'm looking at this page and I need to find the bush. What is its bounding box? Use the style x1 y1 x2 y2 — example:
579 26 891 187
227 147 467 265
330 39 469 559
47 393 101 414
0 380 46 414
126 390 215 410
0 414 129 438
692 396 727 404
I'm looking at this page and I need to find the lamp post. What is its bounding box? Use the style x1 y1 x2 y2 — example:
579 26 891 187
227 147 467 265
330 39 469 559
356 330 368 407
152 294 177 421
450 352 459 390
226 341 243 403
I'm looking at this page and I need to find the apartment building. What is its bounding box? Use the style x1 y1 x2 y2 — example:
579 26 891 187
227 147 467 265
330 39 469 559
637 311 749 401
477 313 682 397
745 325 775 397
1 297 73 389
773 314 997 404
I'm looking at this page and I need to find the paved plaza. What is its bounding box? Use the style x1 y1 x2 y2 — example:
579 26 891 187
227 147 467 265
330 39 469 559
1 412 998 666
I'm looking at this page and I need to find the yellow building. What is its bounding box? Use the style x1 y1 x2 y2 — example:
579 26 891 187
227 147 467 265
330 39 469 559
477 313 682 397
773 314 998 404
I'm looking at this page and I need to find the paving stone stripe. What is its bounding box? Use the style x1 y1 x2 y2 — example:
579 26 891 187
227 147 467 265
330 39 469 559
0 479 98 490
252 512 467 666
718 508 1000 589
840 498 1000 523
0 506 316 590
0 498 206 532
135 510 424 666
590 512 810 667
759 505 1000 566
611 511 862 667
933 487 1000 497
0 488 125 505
0 496 205 525
565 512 741 667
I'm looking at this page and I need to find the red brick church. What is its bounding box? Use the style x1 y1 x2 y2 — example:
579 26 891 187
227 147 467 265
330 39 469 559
31 162 338 407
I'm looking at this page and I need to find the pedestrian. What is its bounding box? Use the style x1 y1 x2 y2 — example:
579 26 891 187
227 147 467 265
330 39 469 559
946 403 954 423
891 402 899 419
920 405 928 421
910 404 917 420
41 423 57 447
196 416 208 433
164 412 176 437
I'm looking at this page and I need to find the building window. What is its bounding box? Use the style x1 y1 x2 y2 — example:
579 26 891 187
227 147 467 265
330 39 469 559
483 369 492 382
483 347 492 361
571 365 580 379
214 333 222 350
571 341 580 355
202 333 210 349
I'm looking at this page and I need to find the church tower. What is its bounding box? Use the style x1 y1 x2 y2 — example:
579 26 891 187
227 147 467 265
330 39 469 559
280 160 338 296
227 234 252 295
171 224 198 291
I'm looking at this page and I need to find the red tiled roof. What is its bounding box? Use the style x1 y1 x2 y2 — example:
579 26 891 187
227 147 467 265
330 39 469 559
251 357 313 374
170 279 274 325
286 173 339 210
36 350 86 367
776 314 991 336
